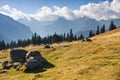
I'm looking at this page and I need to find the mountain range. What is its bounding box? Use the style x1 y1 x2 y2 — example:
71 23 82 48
18 17 120 37
0 14 33 42
0 13 120 43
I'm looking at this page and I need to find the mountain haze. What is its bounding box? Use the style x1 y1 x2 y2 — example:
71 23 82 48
18 17 99 37
18 16 120 37
0 14 33 42
0 32 9 42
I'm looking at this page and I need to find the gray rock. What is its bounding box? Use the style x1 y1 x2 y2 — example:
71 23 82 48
26 51 47 69
85 38 92 42
13 62 23 68
44 45 51 48
10 49 28 62
25 60 40 69
81 38 92 42
26 51 41 60
2 61 12 69
81 39 85 42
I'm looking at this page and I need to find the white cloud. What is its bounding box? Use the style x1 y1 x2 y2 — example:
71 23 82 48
111 0 120 13
2 4 10 10
77 0 120 20
0 4 31 20
0 0 120 21
78 1 112 20
29 6 58 21
54 6 75 20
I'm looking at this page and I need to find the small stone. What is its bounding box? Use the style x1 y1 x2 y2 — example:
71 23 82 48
2 61 13 69
44 45 51 48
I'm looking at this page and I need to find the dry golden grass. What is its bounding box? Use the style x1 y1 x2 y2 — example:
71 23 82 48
0 28 120 80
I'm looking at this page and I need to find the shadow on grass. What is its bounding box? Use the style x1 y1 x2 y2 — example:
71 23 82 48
115 72 120 80
24 61 55 73
0 69 7 73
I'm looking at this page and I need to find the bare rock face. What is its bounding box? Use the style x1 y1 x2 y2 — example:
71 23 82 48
10 49 28 63
26 51 47 69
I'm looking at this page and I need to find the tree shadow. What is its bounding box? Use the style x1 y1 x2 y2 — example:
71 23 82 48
24 61 55 73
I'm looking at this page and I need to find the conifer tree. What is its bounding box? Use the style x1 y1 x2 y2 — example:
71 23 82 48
69 29 73 42
89 30 94 38
36 36 41 45
96 25 100 35
51 32 58 43
78 34 84 40
32 33 37 45
109 21 117 31
6 43 10 49
100 25 106 33
0 40 5 50
102 24 105 33
74 35 77 40
67 33 70 41
63 33 66 41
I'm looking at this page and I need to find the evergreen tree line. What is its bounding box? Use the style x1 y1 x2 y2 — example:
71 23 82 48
0 21 117 50
0 29 81 50
88 21 117 37
88 24 106 37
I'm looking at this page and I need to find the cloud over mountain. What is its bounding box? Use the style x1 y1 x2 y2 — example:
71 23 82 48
0 4 30 20
0 0 120 21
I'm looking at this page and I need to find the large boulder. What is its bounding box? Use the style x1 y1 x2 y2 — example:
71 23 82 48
10 49 28 63
26 51 47 69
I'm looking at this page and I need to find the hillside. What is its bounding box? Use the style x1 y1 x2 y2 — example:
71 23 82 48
0 28 120 80
92 27 120 42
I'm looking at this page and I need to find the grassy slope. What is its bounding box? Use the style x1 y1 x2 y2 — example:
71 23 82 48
0 28 120 80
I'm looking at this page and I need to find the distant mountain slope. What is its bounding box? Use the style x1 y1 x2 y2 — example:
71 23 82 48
18 16 120 37
0 32 10 42
18 17 99 37
0 14 33 42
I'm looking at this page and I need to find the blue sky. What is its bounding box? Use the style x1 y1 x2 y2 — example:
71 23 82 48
0 0 112 13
